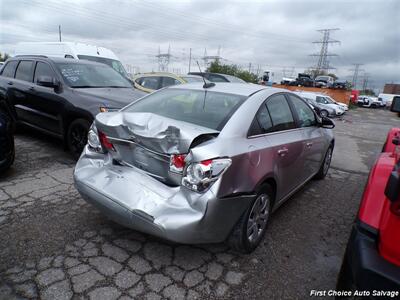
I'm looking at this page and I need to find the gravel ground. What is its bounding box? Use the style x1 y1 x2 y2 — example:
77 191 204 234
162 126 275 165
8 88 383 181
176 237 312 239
0 107 398 300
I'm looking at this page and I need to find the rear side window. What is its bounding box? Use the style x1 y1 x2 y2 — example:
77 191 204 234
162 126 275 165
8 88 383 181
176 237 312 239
207 74 228 82
1 61 18 78
139 76 160 90
15 61 34 82
161 76 181 88
34 62 56 84
265 94 296 132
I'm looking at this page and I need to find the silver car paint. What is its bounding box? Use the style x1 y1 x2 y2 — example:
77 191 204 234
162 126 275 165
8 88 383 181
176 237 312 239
74 83 334 244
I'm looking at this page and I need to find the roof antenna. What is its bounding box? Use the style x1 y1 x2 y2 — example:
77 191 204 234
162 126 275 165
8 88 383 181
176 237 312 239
196 61 215 89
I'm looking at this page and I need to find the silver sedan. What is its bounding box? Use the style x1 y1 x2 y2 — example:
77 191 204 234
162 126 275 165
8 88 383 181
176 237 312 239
74 83 335 253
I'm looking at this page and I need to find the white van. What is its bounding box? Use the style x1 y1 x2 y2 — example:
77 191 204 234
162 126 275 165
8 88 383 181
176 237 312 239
378 93 400 108
15 42 129 79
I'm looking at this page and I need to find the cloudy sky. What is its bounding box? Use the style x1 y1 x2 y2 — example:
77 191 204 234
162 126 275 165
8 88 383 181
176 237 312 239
1 0 399 90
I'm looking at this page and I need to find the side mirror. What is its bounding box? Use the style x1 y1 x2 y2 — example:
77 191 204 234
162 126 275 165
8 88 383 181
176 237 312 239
320 116 335 129
37 76 58 88
390 96 400 113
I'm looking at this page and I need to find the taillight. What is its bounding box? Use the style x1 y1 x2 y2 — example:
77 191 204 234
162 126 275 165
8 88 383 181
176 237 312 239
182 158 232 193
98 131 115 151
170 154 187 173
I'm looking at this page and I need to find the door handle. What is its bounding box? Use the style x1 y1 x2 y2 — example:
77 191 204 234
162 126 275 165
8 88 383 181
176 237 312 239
277 148 289 156
306 142 313 148
29 86 35 91
7 81 13 85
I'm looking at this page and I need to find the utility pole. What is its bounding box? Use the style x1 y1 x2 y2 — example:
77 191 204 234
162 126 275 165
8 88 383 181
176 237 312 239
156 45 172 72
310 28 340 77
58 25 62 42
350 63 364 90
248 62 252 73
188 48 192 73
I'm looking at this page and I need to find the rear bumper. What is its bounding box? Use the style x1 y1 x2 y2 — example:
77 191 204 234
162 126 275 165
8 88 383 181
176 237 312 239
342 221 400 293
74 146 254 244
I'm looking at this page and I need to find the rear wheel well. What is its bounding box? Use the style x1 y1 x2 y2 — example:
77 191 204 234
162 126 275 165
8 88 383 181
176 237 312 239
259 177 277 208
62 113 93 138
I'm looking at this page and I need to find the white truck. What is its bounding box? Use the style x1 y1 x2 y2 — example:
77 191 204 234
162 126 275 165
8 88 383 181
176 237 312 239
14 42 129 79
357 95 385 108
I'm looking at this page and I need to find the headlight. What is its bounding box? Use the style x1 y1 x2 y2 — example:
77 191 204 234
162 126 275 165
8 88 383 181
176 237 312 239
182 158 232 193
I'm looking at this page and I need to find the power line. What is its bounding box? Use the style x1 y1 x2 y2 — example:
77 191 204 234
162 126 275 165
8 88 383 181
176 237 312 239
310 28 340 75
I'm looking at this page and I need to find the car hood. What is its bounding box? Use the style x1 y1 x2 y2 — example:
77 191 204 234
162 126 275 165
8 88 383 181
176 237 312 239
75 87 146 108
95 112 219 154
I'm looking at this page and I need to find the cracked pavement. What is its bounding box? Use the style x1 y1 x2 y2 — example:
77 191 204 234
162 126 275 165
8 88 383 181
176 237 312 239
0 108 399 299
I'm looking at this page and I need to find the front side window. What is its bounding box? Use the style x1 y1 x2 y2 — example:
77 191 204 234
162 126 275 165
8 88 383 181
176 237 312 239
55 63 132 88
316 96 328 104
265 94 296 132
287 95 316 127
1 61 18 78
15 61 34 82
34 62 56 84
124 88 246 131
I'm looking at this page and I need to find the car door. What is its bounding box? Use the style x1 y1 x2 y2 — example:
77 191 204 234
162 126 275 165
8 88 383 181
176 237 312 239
29 61 65 135
286 94 325 181
11 60 36 124
251 93 303 202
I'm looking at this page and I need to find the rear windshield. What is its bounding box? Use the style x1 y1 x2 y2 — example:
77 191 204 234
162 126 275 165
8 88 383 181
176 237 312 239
124 88 246 130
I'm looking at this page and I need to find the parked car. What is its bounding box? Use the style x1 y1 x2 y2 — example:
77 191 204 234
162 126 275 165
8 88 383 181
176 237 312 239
315 75 335 88
324 95 349 111
133 72 208 93
74 83 335 253
357 95 385 108
0 56 145 157
332 80 348 89
295 92 346 116
0 109 15 173
280 77 296 85
299 96 336 118
336 96 400 296
15 42 130 80
188 72 246 83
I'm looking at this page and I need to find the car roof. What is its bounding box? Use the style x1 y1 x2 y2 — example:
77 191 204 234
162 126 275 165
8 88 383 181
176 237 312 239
169 82 285 97
10 56 106 66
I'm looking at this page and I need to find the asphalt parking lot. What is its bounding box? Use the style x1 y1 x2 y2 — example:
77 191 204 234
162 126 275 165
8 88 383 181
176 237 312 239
0 107 399 300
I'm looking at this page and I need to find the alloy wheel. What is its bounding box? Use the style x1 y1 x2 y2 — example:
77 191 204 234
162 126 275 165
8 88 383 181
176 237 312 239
247 194 270 243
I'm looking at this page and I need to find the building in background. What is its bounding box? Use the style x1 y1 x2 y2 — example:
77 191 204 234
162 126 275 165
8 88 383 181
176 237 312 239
383 84 400 94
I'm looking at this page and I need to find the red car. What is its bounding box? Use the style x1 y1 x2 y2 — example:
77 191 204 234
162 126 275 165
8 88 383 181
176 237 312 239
336 96 400 298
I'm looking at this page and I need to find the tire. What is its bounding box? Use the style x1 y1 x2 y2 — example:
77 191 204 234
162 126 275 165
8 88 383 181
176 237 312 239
228 184 273 253
314 146 333 180
320 110 329 118
67 119 90 159
0 136 15 174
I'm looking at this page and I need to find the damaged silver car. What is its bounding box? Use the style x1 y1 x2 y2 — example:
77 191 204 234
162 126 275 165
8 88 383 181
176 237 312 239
74 83 335 253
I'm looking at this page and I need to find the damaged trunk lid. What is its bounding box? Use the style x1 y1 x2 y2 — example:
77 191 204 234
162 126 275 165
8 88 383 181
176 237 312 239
95 112 219 185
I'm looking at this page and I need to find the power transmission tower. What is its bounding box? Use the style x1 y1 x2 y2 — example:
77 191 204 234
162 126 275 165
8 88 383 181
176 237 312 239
349 63 364 89
156 46 172 72
310 28 340 76
362 72 369 91
202 46 221 67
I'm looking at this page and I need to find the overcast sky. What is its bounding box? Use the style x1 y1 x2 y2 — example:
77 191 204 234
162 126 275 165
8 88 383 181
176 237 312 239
1 0 399 90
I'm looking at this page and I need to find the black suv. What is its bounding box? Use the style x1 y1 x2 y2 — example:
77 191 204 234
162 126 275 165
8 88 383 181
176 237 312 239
0 56 145 157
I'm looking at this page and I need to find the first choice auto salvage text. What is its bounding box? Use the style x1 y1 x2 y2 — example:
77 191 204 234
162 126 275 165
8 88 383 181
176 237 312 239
310 290 399 298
